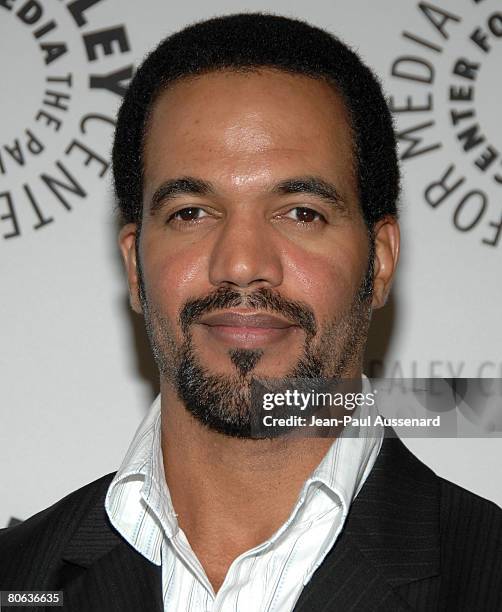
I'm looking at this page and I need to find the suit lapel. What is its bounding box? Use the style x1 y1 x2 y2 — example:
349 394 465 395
57 480 163 612
294 434 441 611
61 541 162 611
293 532 415 611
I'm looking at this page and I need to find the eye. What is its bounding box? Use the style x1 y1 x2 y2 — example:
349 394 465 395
167 207 208 223
284 207 325 223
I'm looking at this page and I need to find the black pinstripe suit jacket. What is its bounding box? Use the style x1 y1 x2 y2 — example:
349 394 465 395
1 436 501 611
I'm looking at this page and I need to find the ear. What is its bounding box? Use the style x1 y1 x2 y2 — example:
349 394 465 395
371 216 400 309
118 223 143 314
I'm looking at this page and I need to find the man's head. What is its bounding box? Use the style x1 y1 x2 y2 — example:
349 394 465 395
116 13 400 437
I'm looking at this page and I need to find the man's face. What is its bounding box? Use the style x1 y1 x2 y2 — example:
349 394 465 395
120 69 398 437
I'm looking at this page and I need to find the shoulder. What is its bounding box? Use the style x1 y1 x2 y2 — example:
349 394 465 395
0 472 116 546
392 436 502 555
439 475 502 552
435 477 502 608
0 473 116 586
374 438 502 607
377 435 502 558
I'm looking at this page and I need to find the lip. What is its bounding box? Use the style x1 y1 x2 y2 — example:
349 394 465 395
197 310 298 348
198 310 295 329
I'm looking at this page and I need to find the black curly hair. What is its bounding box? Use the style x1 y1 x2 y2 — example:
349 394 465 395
112 12 400 228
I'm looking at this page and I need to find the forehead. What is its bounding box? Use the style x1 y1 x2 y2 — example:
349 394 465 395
142 68 356 199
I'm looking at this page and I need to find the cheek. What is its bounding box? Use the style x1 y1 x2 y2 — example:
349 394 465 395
141 237 210 324
281 233 368 320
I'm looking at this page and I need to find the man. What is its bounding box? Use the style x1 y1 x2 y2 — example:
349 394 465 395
1 13 501 612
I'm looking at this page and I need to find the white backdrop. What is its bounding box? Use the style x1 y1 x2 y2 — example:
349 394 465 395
1 0 501 528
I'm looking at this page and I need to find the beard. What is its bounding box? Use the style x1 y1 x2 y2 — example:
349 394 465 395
137 242 374 438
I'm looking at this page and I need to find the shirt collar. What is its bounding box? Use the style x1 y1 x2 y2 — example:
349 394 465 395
309 375 383 502
105 395 177 564
263 375 383 546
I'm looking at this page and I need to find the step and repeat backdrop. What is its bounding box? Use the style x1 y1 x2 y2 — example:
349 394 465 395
1 0 501 527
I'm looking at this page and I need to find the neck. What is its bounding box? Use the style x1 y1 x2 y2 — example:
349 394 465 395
161 386 333 534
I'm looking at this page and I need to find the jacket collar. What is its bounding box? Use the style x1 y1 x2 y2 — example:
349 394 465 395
60 476 163 611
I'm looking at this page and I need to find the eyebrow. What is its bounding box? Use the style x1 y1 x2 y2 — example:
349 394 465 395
149 175 347 215
150 177 215 215
271 177 347 212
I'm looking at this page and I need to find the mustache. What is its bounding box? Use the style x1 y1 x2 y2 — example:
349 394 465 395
179 287 317 339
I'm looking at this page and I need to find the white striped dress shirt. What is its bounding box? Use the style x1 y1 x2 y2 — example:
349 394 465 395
105 381 383 611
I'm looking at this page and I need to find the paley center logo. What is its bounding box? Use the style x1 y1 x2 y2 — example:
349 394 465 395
0 0 134 241
389 1 501 248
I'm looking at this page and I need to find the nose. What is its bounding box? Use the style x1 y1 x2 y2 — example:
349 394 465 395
208 210 283 290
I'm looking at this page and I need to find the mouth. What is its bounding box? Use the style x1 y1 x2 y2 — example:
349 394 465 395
196 309 300 348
